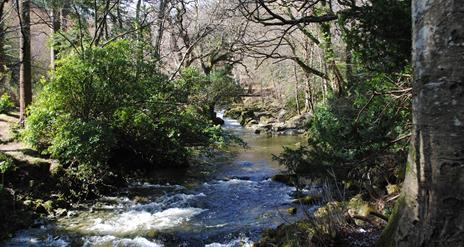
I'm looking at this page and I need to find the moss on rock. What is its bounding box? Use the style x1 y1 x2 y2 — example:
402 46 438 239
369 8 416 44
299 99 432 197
376 195 405 247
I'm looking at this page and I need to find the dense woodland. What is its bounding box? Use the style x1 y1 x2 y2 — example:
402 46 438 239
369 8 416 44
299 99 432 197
0 0 462 246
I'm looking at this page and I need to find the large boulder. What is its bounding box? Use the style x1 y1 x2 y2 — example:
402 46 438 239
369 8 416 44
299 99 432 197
223 107 243 119
239 109 256 125
254 111 273 119
257 123 273 130
347 194 372 218
212 117 225 125
277 109 287 122
271 123 288 132
286 113 312 129
261 116 277 124
245 119 259 127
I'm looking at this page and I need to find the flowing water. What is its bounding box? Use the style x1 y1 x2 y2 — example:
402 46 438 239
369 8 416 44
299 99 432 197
4 114 310 247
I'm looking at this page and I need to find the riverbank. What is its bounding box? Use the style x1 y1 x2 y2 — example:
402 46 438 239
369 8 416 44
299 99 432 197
2 109 400 246
262 167 401 247
0 111 64 239
262 173 398 246
223 101 310 136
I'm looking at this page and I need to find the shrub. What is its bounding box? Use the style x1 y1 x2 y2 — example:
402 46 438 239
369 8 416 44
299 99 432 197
275 71 411 188
0 94 14 114
22 40 230 196
0 152 15 188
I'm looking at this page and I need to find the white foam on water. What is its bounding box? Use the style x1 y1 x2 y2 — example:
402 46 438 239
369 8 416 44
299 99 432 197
205 223 228 228
139 192 206 210
88 207 207 235
217 110 242 129
217 179 256 185
205 237 254 247
5 234 69 247
128 182 184 190
83 235 163 247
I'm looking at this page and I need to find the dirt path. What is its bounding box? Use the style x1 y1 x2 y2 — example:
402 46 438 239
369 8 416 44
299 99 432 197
0 112 57 166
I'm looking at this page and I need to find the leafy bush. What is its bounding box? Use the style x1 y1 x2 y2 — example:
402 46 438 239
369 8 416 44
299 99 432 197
275 71 411 188
0 152 15 188
178 68 243 119
22 40 229 196
0 93 14 114
340 0 411 73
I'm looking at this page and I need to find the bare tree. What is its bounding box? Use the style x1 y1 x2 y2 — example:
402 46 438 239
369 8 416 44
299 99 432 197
18 0 32 125
235 0 353 108
49 0 60 69
0 0 10 86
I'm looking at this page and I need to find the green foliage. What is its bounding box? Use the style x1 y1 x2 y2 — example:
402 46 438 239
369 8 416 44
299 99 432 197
0 153 14 173
285 92 305 114
0 93 14 114
178 68 243 112
276 71 411 184
22 40 231 197
341 0 411 73
0 152 15 188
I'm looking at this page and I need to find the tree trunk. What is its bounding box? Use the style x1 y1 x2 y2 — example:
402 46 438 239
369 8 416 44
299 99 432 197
293 65 301 115
50 6 61 69
345 41 353 90
377 1 464 246
0 1 8 88
60 2 69 31
19 0 32 126
153 0 168 59
304 72 315 113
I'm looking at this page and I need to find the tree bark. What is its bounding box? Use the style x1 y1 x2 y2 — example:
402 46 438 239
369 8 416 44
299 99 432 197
293 65 301 115
50 5 61 69
153 0 168 59
19 0 32 125
0 0 8 88
377 1 464 246
345 41 353 89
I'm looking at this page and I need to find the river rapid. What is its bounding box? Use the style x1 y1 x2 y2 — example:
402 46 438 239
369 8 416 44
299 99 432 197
4 114 309 247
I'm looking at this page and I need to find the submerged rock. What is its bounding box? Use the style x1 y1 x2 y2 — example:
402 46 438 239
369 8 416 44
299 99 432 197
271 174 297 186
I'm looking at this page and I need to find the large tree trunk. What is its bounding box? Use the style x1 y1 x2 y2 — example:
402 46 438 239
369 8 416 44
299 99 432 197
377 1 464 246
19 0 32 125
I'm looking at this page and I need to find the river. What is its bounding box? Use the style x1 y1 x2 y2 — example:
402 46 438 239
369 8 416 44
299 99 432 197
5 114 309 247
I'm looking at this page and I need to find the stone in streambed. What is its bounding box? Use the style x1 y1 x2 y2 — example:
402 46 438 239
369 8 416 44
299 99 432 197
133 196 150 204
271 174 297 186
287 207 297 215
292 195 322 205
245 119 258 127
54 208 67 217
